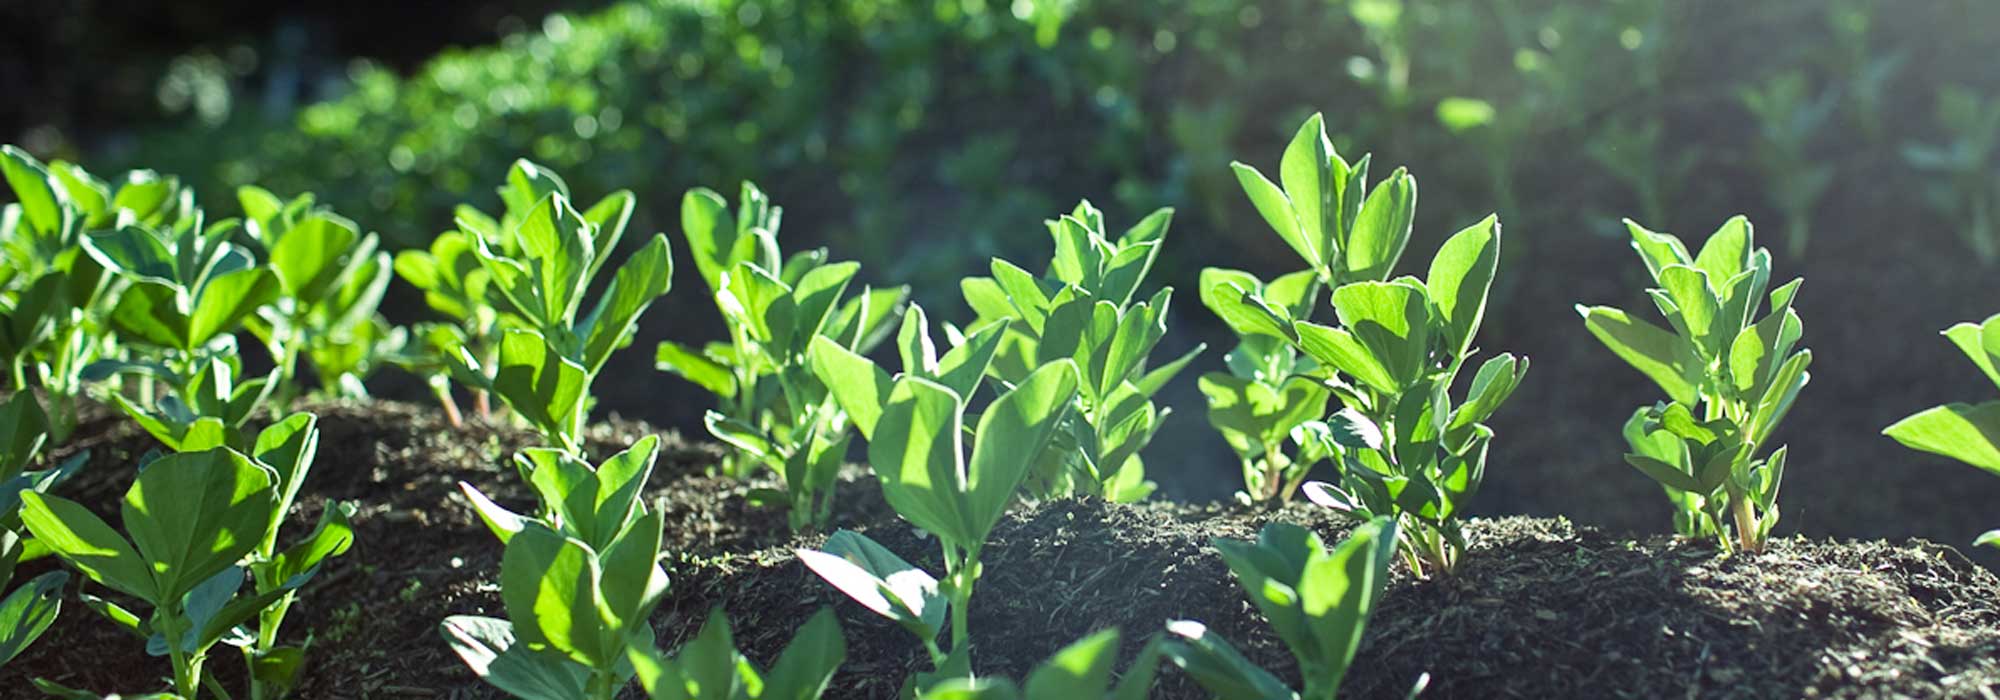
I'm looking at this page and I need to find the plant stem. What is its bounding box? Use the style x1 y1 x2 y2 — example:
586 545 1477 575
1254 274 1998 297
1732 492 1760 553
162 614 199 698
585 670 619 700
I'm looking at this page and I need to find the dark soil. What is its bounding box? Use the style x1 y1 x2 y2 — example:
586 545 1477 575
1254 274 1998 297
10 401 2000 698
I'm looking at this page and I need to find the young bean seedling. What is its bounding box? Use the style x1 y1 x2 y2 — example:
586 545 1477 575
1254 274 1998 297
959 200 1202 502
800 329 1077 687
448 437 668 699
1289 216 1526 577
0 393 85 669
81 202 283 449
238 186 398 401
661 182 905 528
1 146 189 445
20 441 350 699
424 160 673 454
1903 85 2000 264
913 628 1164 700
1580 217 1811 554
1211 114 1527 574
626 606 846 700
1884 312 2000 547
1202 112 1419 505
1164 517 1399 700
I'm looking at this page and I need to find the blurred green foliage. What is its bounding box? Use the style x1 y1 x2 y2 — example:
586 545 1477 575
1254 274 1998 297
86 0 2000 315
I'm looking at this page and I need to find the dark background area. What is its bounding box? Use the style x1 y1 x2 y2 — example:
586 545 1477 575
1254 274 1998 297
5 0 2000 560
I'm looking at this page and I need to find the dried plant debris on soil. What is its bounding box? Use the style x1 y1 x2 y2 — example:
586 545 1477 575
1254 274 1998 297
9 402 2000 699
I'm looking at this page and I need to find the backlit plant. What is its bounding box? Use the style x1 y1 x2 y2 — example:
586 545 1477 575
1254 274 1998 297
626 607 846 700
1739 72 1837 258
436 160 673 454
237 185 398 401
1579 217 1811 554
0 393 85 669
958 200 1202 502
443 446 669 700
660 182 906 528
81 201 283 449
1210 115 1527 575
914 628 1164 700
1 146 184 445
1197 268 1331 505
1164 517 1399 700
1201 112 1418 505
799 345 1078 685
1903 85 2000 264
1290 217 1526 577
19 442 349 699
393 224 499 422
450 438 670 698
1883 312 2000 547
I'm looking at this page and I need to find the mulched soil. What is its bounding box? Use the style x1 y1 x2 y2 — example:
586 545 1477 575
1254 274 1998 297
9 400 2000 698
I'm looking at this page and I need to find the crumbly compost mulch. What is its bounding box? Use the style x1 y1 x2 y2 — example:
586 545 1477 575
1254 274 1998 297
9 399 2000 699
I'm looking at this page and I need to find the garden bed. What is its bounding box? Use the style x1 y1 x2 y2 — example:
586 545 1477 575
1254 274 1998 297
12 399 2000 698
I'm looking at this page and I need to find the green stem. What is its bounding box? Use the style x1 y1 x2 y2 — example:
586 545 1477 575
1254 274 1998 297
942 542 974 652
585 670 619 700
162 614 200 698
1262 441 1290 503
1731 491 1759 553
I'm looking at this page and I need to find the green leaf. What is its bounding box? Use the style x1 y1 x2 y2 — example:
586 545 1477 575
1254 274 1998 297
1624 219 1693 281
1578 305 1698 405
83 228 177 285
1232 162 1313 271
1943 314 2000 392
598 510 668 629
0 146 62 236
106 282 190 349
870 377 974 546
1426 215 1500 358
1279 113 1335 268
797 530 944 642
1692 216 1753 290
580 191 636 281
1345 169 1415 282
266 502 356 588
580 234 673 373
1626 454 1703 492
1449 354 1528 432
762 607 848 700
1163 620 1296 700
656 341 736 399
809 335 892 440
1198 374 1329 459
459 482 528 544
932 321 1008 400
1656 265 1720 352
442 616 591 700
189 267 282 351
1328 281 1431 390
500 525 609 667
1885 401 2000 475
964 360 1079 541
252 413 320 526
680 187 736 295
1023 628 1120 698
491 330 589 447
0 570 65 666
790 261 860 347
1299 516 1396 692
268 214 361 301
121 448 278 602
